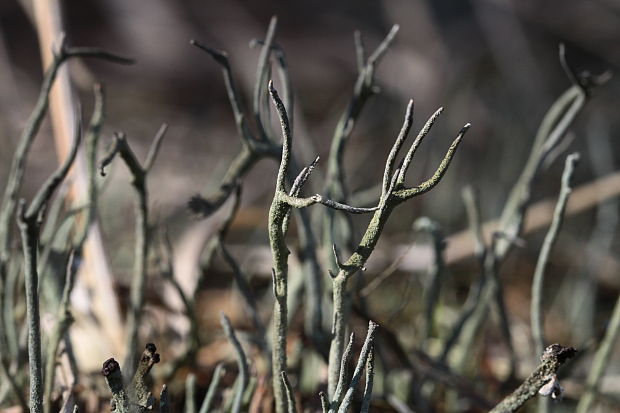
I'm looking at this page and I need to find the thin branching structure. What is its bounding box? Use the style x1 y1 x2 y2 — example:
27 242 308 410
445 44 610 379
323 25 400 271
530 153 579 413
220 312 250 413
43 250 78 413
0 39 132 409
3 12 617 413
267 82 379 413
100 125 167 376
16 115 82 413
576 293 620 413
189 18 331 349
326 99 470 397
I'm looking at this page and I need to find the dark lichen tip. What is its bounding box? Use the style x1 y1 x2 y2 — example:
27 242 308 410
101 358 120 376
146 343 157 353
541 343 577 363
153 353 161 364
187 194 213 218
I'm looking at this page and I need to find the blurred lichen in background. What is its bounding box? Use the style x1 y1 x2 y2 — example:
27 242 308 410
0 1 619 412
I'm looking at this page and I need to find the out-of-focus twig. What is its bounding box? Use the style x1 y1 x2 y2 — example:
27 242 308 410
576 294 620 413
531 153 579 413
413 217 445 348
16 115 81 413
100 125 168 377
323 25 400 273
43 250 79 413
198 363 225 413
220 313 249 413
531 154 579 356
446 46 608 378
494 45 609 260
185 373 196 413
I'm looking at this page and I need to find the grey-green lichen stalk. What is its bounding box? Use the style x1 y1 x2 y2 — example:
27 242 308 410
267 81 380 413
327 99 470 397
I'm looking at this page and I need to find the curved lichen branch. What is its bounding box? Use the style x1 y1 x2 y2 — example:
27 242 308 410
249 38 294 129
531 153 579 358
382 99 414 196
269 81 293 192
279 193 379 213
190 40 253 144
220 312 249 413
0 39 132 265
198 363 225 413
290 156 319 196
16 114 82 413
52 33 134 65
496 44 610 260
332 244 345 272
43 250 79 413
27 117 82 220
396 107 444 185
269 81 379 214
559 43 612 95
393 123 470 200
254 16 278 142
489 344 577 413
360 343 375 413
144 124 169 172
281 371 298 413
366 25 399 70
188 22 283 219
353 30 365 74
282 157 319 235
576 293 620 413
325 24 401 206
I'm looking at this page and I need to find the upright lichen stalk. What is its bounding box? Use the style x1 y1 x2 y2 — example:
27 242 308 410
0 42 131 408
267 82 379 413
99 126 167 375
323 25 399 272
17 117 82 413
267 84 295 413
327 100 469 397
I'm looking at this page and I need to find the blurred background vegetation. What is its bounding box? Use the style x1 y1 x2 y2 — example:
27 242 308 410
0 0 619 412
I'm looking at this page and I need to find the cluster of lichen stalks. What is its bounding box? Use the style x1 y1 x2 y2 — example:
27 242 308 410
1 10 615 413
